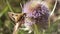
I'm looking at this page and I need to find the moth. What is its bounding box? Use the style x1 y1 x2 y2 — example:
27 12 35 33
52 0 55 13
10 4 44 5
8 12 24 23
8 12 26 34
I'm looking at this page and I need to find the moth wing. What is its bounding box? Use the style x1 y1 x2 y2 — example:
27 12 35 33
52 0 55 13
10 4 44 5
8 12 24 22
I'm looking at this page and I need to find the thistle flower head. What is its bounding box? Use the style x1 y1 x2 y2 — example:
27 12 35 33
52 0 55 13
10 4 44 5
22 1 50 29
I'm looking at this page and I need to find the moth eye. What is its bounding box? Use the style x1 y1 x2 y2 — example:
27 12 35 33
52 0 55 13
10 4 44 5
24 13 26 16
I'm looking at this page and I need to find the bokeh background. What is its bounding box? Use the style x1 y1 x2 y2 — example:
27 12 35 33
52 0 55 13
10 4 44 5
0 0 60 34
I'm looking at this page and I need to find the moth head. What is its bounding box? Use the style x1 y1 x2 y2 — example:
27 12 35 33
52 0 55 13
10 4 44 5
8 12 24 22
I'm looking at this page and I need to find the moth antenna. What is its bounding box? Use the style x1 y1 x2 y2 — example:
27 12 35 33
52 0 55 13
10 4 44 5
50 0 57 17
20 3 23 9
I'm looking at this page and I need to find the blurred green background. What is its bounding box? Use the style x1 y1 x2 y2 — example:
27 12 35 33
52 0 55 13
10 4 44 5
0 0 60 34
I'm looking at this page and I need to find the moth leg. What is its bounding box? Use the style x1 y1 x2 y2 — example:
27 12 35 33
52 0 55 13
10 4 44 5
20 26 33 33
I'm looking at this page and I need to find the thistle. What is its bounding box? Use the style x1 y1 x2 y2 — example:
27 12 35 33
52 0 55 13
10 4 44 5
22 1 50 33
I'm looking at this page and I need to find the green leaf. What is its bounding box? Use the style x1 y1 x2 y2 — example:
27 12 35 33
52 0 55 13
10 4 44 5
0 6 8 18
6 0 13 12
33 24 40 34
